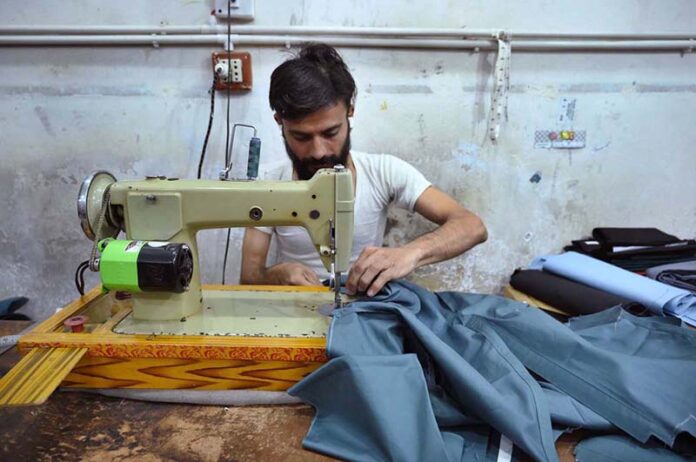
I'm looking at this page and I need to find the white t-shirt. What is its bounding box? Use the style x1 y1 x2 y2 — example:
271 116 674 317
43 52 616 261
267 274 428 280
256 151 432 279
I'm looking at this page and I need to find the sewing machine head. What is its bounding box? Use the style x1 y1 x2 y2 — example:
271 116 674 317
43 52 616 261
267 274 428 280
77 167 354 321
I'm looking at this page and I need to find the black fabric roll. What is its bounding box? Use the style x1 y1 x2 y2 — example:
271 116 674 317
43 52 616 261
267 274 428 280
510 269 643 316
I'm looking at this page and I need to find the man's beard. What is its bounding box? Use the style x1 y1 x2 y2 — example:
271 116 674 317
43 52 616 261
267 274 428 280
284 128 351 180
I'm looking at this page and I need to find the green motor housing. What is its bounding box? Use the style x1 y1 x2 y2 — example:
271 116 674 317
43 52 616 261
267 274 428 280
98 239 193 293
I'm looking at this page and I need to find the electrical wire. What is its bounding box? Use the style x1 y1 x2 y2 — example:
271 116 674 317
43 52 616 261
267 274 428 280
221 0 232 285
197 76 217 179
222 228 232 285
74 260 90 295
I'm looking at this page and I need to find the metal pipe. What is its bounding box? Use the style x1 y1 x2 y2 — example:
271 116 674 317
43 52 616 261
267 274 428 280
0 34 224 46
0 34 693 52
0 25 693 41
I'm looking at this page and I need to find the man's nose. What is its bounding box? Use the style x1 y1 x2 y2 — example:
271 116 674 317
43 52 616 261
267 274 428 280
309 137 332 160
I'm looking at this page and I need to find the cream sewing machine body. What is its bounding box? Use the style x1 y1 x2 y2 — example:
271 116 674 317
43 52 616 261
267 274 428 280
80 166 354 321
0 167 355 406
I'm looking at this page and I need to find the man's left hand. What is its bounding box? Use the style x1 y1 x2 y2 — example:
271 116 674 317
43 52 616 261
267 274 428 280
345 246 421 297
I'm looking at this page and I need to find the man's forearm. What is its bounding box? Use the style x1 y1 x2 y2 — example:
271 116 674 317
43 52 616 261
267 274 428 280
240 265 270 285
242 262 322 286
404 212 487 268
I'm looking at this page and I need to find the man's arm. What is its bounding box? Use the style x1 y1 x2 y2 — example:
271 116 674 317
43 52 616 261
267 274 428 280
241 228 322 286
346 186 487 296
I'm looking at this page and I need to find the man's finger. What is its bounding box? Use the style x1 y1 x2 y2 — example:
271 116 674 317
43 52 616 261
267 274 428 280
356 265 381 294
367 270 391 297
346 251 381 293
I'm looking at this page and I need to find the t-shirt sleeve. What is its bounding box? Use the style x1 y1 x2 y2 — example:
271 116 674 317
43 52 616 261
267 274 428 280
378 154 432 212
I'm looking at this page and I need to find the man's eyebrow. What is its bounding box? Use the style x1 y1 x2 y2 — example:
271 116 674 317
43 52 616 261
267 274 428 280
288 123 342 137
321 123 342 133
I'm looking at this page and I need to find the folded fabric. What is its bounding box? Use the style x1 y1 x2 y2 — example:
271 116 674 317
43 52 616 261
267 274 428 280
531 252 696 326
592 227 681 248
562 228 696 272
646 260 696 293
564 241 696 272
509 269 641 316
290 281 696 462
289 354 513 462
0 296 29 317
574 435 694 462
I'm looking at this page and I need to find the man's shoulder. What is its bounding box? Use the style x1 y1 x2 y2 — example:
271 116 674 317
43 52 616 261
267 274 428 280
352 151 420 178
351 151 399 171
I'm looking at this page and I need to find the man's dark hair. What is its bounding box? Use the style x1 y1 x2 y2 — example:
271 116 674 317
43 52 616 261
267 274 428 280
269 43 356 120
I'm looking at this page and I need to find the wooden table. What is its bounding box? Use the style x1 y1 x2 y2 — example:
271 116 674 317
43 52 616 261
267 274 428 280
0 320 580 462
0 321 333 461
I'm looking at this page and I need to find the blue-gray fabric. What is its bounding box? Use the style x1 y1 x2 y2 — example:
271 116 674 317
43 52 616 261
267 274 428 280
646 260 696 294
530 251 696 325
289 281 696 462
291 354 507 462
574 435 695 462
538 382 613 432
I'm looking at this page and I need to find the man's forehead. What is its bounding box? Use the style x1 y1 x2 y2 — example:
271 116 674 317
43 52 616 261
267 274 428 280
281 102 348 132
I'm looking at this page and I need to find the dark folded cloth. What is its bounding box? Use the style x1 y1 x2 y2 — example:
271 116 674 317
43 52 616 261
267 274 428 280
0 296 31 321
646 260 696 293
510 269 644 316
564 227 696 272
592 227 681 248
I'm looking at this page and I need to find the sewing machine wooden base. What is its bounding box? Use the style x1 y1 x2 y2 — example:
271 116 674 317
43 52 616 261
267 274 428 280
0 285 335 406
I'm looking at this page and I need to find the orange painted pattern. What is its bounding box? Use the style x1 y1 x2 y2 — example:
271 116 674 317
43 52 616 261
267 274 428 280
22 340 327 362
63 356 322 391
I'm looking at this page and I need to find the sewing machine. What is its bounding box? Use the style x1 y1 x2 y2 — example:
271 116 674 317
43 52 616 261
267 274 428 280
0 167 354 406
78 166 354 320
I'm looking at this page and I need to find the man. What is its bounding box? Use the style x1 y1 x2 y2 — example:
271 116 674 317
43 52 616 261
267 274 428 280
241 43 487 297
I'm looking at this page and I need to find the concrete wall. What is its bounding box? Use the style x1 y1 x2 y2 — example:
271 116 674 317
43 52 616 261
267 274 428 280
1 1 695 320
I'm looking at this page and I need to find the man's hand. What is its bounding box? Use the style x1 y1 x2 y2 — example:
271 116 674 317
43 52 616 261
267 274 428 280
266 262 322 286
346 246 422 297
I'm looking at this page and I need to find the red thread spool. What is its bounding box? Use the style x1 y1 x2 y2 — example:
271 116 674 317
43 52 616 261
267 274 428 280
64 315 89 333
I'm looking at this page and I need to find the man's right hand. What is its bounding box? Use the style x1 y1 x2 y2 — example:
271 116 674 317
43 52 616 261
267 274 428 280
265 262 322 286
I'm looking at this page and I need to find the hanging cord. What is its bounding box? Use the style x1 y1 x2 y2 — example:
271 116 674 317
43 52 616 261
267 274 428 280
74 259 90 295
221 2 232 285
197 76 217 179
222 229 232 285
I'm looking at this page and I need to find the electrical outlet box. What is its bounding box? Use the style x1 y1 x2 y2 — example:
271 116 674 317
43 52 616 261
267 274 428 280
212 51 252 91
214 0 255 21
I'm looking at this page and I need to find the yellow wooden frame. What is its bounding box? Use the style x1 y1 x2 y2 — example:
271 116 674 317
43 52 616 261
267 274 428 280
11 285 330 395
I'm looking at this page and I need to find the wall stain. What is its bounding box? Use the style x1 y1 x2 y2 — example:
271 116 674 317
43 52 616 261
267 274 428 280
366 84 432 94
472 52 493 137
34 106 55 137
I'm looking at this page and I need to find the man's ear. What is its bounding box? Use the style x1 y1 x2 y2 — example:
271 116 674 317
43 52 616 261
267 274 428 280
347 105 355 118
273 112 282 125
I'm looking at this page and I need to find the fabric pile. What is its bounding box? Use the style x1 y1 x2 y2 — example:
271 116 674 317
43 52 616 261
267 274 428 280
564 227 696 273
289 281 696 462
508 228 696 325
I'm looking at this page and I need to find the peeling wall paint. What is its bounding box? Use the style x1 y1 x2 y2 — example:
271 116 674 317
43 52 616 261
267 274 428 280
1 0 695 320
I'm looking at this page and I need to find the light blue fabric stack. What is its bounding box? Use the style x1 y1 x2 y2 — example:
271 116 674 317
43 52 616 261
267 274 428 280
530 251 696 326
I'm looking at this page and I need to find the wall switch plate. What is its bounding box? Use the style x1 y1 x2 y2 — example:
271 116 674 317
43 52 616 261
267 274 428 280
212 51 252 91
214 0 255 21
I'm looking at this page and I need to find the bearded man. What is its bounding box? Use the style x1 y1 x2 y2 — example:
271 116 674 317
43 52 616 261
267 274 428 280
241 43 487 297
